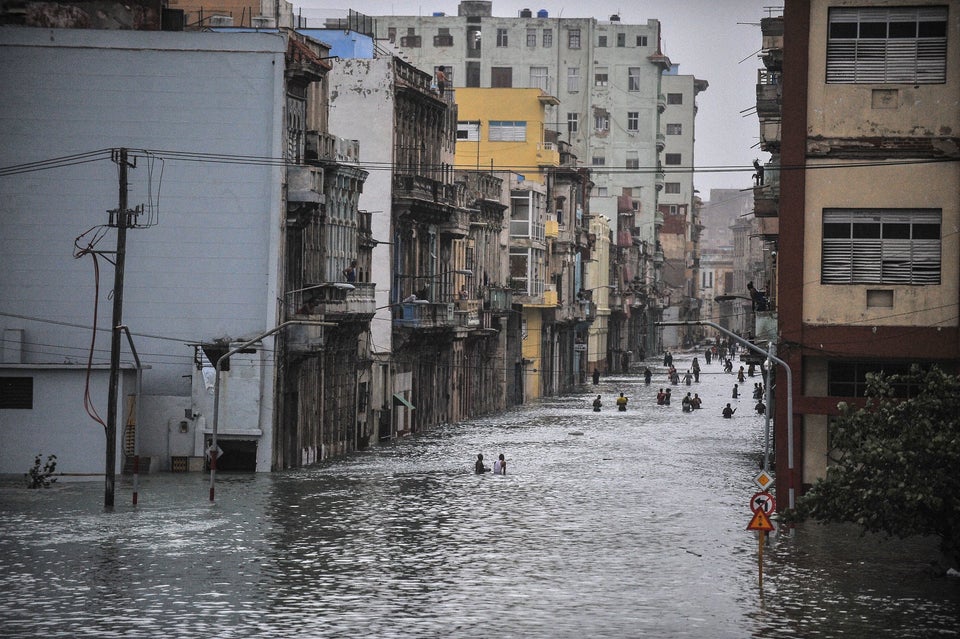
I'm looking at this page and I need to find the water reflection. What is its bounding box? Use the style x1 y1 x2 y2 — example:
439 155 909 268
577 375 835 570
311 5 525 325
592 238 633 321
0 357 957 638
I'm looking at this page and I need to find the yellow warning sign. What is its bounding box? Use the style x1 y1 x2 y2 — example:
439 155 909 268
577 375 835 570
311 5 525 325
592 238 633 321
747 508 775 532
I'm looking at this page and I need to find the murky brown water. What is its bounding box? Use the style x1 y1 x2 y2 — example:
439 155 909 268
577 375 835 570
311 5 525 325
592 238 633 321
1 358 956 638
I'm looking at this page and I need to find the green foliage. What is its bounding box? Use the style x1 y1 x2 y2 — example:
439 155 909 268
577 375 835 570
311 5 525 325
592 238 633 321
25 453 58 489
789 366 960 567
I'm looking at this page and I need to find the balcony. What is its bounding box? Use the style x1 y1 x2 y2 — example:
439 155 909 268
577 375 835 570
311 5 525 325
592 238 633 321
759 119 781 150
286 166 324 204
483 286 513 314
545 219 559 238
287 323 325 354
755 215 779 240
756 71 781 117
393 301 455 329
657 93 666 113
453 299 481 327
536 143 560 168
655 171 665 191
656 132 666 152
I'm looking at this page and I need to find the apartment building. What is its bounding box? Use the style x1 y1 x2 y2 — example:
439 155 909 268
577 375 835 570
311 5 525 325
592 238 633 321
368 1 676 362
774 0 959 510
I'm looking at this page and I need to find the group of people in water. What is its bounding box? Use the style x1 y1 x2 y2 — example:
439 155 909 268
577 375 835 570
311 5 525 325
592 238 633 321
475 453 506 475
585 342 769 419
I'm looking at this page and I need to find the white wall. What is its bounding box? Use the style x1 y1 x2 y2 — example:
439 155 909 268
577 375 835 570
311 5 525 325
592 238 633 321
328 58 396 357
0 28 288 473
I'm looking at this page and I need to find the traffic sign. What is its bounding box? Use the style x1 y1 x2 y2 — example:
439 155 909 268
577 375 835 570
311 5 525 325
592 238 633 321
747 508 775 532
750 491 776 515
753 470 775 490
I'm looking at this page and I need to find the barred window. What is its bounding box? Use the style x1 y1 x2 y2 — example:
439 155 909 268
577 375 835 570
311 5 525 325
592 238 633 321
826 7 947 84
821 209 941 284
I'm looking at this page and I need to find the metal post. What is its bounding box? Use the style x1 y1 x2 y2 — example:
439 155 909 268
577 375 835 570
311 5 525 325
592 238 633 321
656 320 795 509
763 343 773 472
119 327 143 506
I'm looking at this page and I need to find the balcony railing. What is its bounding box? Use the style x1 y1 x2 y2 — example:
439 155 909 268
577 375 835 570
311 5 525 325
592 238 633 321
393 301 455 329
656 132 666 152
453 299 481 327
484 286 513 313
393 173 458 207
657 93 666 113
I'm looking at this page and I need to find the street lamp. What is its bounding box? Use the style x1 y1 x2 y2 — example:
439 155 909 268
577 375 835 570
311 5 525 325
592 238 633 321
208 319 334 502
656 319 795 510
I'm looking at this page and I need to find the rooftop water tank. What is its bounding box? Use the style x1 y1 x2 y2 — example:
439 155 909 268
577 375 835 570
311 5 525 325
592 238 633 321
520 8 532 17
433 11 445 16
610 14 621 22
537 9 548 18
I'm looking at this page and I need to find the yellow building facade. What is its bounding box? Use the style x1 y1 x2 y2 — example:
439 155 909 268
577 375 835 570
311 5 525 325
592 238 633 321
453 88 560 182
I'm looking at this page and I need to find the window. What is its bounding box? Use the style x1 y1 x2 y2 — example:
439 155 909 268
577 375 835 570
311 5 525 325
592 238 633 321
627 111 639 131
489 120 527 142
596 187 608 197
567 112 579 135
594 67 609 86
491 66 513 87
664 153 682 165
568 28 581 49
827 7 948 84
665 182 681 194
567 67 580 92
617 33 625 47
821 209 941 284
387 27 396 43
400 29 421 48
598 35 608 47
527 28 537 47
592 156 606 166
457 121 480 141
529 66 550 92
628 67 641 91
496 28 508 47
467 26 482 54
0 377 33 409
667 93 683 104
625 151 639 169
666 123 682 135
594 112 610 132
827 361 922 397
636 35 648 46
543 28 553 47
434 28 453 47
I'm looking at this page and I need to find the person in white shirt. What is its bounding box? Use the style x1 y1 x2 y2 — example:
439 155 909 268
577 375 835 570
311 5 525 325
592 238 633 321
493 454 506 475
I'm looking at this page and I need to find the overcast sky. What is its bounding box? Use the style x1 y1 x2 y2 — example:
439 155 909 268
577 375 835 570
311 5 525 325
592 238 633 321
293 0 782 200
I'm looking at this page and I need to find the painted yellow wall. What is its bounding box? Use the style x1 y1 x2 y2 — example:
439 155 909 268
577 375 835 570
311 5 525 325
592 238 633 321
522 307 543 400
454 88 559 183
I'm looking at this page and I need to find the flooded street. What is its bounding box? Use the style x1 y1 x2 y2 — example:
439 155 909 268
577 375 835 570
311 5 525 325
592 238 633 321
1 355 957 638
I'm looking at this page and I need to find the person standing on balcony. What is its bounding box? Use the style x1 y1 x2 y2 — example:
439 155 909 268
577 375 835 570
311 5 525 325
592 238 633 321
435 68 446 97
343 260 357 283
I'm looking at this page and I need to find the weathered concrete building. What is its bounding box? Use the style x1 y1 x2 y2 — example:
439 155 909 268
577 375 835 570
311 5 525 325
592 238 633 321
773 0 959 509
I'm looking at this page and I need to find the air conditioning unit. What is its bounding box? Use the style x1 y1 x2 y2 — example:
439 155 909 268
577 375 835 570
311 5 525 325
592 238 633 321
208 15 233 27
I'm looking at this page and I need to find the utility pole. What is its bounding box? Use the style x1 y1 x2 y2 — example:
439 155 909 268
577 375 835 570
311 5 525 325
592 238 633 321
105 148 135 508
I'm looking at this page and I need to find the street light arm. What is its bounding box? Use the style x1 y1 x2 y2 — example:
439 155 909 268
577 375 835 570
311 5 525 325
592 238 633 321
656 320 795 510
209 319 336 501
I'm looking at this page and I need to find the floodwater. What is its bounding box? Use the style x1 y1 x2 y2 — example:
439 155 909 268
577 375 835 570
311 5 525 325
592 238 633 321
1 355 957 638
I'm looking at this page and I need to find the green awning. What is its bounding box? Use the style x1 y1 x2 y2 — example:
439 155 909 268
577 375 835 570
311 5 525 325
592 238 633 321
392 393 415 410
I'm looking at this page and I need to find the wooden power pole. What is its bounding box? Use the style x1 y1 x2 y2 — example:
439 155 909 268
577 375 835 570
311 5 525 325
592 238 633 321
105 148 134 508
